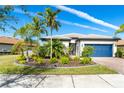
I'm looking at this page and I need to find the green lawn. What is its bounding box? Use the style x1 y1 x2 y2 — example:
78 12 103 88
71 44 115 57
0 55 117 74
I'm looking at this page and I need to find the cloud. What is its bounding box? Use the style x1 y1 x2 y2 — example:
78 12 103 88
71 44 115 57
53 5 119 30
58 19 108 32
14 8 108 32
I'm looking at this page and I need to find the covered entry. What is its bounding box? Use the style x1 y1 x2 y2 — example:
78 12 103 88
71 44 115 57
85 44 113 57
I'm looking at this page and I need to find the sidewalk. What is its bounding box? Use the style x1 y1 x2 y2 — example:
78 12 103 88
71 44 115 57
0 74 124 88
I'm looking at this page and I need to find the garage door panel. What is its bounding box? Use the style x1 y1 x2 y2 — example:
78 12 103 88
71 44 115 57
85 44 112 57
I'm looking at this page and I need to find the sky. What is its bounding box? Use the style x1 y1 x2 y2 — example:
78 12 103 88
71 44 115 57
1 5 124 39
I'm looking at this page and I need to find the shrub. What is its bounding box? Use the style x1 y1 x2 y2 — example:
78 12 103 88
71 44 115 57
80 57 92 64
33 46 47 58
60 57 70 64
82 46 94 57
115 48 124 58
36 57 44 64
31 55 44 64
89 57 92 62
50 57 57 64
44 39 66 58
31 55 38 61
73 56 80 62
19 60 26 64
16 55 26 61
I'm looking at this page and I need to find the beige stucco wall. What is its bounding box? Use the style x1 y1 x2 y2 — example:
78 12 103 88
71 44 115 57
62 41 70 48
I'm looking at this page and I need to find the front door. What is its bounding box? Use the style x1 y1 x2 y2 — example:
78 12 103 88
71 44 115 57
69 43 76 55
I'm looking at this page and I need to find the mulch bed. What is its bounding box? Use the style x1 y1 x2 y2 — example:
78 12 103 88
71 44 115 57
17 58 96 68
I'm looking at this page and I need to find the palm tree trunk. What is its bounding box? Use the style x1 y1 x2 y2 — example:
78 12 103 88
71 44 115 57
37 37 40 56
21 49 24 56
26 45 29 62
50 28 52 59
26 50 29 61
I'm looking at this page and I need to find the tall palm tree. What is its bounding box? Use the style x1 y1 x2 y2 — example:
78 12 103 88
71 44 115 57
44 8 61 58
30 16 48 57
31 16 47 45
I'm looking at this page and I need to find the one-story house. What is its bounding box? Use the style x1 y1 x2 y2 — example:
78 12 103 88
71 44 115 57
0 36 36 55
0 36 20 54
41 33 120 57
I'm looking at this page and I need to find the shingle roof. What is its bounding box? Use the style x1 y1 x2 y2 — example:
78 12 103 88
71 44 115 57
0 36 37 46
0 36 22 44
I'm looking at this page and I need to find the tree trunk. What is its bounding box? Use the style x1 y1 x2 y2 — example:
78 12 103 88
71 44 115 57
50 28 53 59
26 47 29 62
21 49 24 56
37 37 40 56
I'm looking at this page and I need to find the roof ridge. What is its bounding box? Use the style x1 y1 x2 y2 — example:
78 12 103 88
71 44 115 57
88 34 112 36
0 36 20 40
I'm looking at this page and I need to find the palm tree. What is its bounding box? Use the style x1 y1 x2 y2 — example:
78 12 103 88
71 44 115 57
14 16 47 59
11 41 25 56
31 16 47 45
14 23 34 61
44 39 65 58
115 24 124 35
43 8 61 58
29 16 48 57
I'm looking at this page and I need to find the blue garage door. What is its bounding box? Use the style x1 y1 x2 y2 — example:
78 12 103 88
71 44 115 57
85 44 112 57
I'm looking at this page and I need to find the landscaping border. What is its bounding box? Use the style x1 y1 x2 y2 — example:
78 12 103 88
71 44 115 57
14 61 98 69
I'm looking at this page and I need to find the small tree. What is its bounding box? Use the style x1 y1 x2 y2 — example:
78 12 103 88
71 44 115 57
82 46 94 57
11 41 25 56
14 24 34 62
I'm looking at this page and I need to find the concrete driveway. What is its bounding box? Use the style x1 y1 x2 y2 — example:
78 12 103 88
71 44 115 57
93 57 124 74
0 74 124 88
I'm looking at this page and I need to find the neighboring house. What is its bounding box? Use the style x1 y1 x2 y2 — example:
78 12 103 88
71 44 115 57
0 36 36 55
0 36 20 54
41 33 120 57
116 40 124 48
